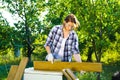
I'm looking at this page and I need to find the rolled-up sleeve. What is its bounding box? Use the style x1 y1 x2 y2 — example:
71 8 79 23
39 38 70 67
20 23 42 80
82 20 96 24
44 27 55 48
72 33 80 54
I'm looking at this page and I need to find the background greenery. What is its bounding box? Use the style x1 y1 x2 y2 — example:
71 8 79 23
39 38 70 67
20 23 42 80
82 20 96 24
0 0 120 80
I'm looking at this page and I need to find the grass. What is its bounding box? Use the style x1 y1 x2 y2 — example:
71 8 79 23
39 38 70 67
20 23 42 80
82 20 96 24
77 64 120 80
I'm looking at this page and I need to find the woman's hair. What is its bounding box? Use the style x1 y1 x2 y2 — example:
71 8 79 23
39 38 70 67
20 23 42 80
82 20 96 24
63 14 80 29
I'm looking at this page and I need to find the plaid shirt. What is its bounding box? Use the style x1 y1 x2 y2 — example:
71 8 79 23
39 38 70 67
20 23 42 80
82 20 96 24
44 25 80 62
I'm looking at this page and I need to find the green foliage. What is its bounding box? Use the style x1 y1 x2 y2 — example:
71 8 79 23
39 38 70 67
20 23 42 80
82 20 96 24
32 34 47 61
76 64 120 80
78 72 98 80
0 0 120 77
0 0 120 80
0 13 14 55
1 0 119 63
1 0 48 59
102 50 120 65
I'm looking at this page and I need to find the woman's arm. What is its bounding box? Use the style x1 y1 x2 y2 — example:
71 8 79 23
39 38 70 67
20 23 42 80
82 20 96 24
72 32 82 62
44 26 55 51
44 27 55 62
45 46 51 54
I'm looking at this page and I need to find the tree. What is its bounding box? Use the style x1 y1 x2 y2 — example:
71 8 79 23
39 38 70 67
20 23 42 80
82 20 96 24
0 13 14 55
2 0 47 60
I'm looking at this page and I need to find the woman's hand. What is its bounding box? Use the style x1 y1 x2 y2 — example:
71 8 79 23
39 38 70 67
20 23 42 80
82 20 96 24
46 53 54 63
73 54 82 62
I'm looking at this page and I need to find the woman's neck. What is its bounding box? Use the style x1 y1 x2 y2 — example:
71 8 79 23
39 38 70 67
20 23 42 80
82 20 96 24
63 27 70 38
63 27 70 32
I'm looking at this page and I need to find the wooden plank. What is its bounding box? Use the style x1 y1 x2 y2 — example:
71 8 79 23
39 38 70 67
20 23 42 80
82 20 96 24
34 61 102 72
65 69 79 80
14 57 29 80
7 65 18 80
62 69 72 80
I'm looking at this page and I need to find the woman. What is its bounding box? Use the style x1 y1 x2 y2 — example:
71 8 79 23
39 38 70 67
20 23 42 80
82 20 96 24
44 14 82 63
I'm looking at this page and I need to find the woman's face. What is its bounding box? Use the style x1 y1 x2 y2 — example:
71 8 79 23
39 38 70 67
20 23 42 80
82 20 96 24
64 22 74 31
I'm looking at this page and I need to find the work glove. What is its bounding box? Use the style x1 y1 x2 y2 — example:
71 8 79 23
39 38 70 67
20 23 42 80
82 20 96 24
46 53 54 63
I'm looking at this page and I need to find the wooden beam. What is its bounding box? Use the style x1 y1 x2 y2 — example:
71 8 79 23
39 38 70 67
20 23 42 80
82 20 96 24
14 57 29 80
34 61 102 72
65 69 79 80
7 65 18 80
62 69 72 80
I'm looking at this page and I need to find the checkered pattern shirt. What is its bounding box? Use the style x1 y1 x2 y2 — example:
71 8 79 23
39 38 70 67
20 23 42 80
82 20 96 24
44 25 80 62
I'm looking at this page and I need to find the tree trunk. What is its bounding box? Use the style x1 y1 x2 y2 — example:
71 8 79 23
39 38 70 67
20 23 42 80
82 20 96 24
24 9 33 61
87 47 93 62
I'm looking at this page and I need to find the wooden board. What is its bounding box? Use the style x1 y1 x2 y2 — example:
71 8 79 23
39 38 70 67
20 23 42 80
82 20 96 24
34 61 102 72
14 57 28 80
65 69 78 80
7 65 18 80
62 69 72 80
